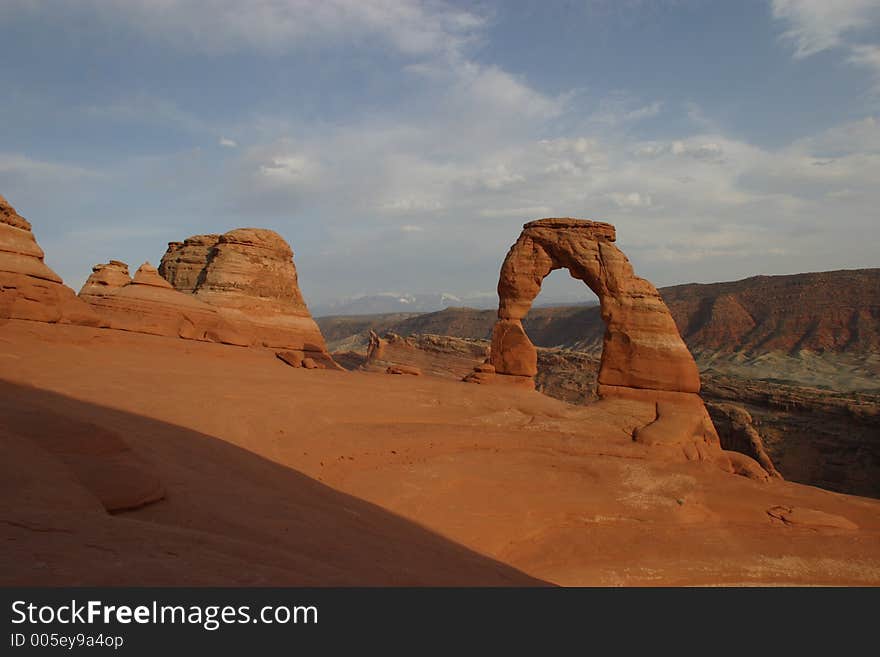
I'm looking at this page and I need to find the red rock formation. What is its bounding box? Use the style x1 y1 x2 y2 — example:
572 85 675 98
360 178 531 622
490 218 700 392
160 228 339 368
0 194 100 326
471 217 771 479
706 402 782 479
364 330 489 379
80 261 248 345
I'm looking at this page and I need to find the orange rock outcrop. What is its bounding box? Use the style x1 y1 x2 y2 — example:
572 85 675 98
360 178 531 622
80 261 248 345
160 228 339 368
0 195 100 326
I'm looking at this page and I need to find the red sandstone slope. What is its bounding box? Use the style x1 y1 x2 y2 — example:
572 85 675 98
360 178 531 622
3 321 880 586
663 269 880 354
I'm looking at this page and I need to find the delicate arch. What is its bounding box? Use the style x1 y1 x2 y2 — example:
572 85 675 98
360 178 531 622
489 218 700 394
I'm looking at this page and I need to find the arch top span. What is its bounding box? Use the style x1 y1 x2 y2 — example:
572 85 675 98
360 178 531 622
522 217 616 240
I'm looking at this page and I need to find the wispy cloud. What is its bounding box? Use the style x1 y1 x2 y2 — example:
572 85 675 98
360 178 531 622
4 0 486 57
771 0 880 58
771 0 880 89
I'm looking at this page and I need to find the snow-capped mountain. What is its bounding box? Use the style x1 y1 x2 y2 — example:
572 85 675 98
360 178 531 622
311 291 596 317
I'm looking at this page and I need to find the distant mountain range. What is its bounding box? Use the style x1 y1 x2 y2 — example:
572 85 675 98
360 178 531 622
311 292 596 317
317 268 880 357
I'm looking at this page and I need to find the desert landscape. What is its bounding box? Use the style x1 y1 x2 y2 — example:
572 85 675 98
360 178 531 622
3 2 880 594
2 193 879 587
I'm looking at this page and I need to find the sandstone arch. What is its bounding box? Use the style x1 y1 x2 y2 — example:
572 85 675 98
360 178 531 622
474 218 773 480
489 218 701 394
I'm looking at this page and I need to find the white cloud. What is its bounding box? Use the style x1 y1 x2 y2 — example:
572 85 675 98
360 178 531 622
772 0 880 91
607 192 653 210
219 137 238 148
850 44 880 88
454 63 564 120
636 140 724 160
380 198 443 213
474 164 526 191
400 224 424 232
257 154 316 184
771 0 880 58
623 101 663 122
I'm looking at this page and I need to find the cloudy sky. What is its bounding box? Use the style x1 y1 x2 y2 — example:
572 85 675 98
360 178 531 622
1 0 879 308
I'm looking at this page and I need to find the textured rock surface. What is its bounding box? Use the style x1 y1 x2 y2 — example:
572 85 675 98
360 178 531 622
160 228 339 368
158 234 220 292
702 374 880 497
0 194 100 326
364 330 489 379
81 261 247 345
663 269 880 354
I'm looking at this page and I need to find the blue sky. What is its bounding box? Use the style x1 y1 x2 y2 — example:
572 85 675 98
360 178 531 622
1 0 879 308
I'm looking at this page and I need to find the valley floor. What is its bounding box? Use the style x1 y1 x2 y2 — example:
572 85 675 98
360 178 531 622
2 320 879 586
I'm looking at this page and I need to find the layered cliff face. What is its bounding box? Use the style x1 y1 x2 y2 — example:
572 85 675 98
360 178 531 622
664 269 880 355
362 331 490 379
0 195 100 326
159 228 338 368
157 234 219 293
